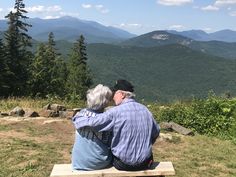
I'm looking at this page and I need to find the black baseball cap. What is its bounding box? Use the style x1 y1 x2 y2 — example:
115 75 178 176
111 79 134 93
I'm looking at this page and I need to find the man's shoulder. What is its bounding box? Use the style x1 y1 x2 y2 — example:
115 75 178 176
131 100 148 109
104 104 124 115
105 105 119 113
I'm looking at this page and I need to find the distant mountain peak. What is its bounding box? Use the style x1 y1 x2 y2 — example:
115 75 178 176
152 34 169 40
0 16 136 43
168 29 236 42
60 15 74 19
121 30 192 47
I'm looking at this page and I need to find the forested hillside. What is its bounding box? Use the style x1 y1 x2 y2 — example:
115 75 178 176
190 41 236 60
87 43 236 102
1 0 236 102
21 31 236 102
121 30 236 60
0 0 92 100
121 31 192 47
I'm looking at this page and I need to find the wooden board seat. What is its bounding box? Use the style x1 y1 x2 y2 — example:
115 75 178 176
50 162 175 177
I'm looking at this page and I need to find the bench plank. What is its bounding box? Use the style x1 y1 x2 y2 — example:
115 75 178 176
50 162 175 177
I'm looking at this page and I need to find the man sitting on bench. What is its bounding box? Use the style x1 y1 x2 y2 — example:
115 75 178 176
73 79 160 171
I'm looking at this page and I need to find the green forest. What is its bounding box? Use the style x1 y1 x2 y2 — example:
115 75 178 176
0 0 92 101
1 0 236 103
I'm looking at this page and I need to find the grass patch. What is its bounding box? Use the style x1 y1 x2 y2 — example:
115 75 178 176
166 134 182 144
154 134 236 177
0 97 85 112
0 119 73 177
0 124 11 131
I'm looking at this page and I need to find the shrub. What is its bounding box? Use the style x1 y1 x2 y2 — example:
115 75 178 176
150 95 236 140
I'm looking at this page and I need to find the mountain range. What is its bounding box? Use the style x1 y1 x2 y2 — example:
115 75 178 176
1 16 236 102
168 29 236 43
0 16 136 43
1 16 236 43
86 31 236 101
86 43 236 102
122 31 236 60
0 31 3 39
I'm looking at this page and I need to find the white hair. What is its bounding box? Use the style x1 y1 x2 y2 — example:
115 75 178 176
120 90 136 98
87 84 112 111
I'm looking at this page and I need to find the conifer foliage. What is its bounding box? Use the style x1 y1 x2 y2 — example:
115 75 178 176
0 39 9 96
29 43 50 97
67 35 93 100
4 0 32 96
29 32 67 97
1 0 92 100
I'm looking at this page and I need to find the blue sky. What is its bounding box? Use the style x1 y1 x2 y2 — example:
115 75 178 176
1 0 236 35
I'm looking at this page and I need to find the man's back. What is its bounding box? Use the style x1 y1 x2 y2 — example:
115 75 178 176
108 98 159 165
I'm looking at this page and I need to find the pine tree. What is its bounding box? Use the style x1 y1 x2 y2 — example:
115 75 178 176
4 0 32 96
29 43 51 97
0 39 9 96
29 32 67 97
67 35 92 100
46 32 67 96
51 57 68 97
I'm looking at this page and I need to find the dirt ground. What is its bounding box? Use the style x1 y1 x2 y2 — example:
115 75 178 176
0 116 180 165
0 117 235 177
0 117 75 165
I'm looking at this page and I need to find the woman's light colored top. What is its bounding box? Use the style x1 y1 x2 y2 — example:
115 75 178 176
72 109 112 170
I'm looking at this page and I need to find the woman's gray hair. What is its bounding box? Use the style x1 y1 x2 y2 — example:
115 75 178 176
120 90 136 98
87 84 113 111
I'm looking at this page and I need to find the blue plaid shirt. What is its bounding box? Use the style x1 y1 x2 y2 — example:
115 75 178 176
73 98 160 165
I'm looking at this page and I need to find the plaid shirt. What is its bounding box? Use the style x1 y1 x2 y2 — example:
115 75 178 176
73 98 160 165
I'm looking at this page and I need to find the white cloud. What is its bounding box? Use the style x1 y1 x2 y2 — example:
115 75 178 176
128 23 142 27
100 9 110 14
95 5 109 14
60 12 80 17
229 11 236 16
43 16 60 19
157 0 193 6
82 4 92 9
119 23 142 28
200 0 236 12
215 0 236 6
0 8 3 12
95 5 104 10
201 5 219 11
203 28 213 32
26 5 62 13
168 24 185 30
26 5 44 13
8 8 16 13
82 4 109 14
47 5 62 12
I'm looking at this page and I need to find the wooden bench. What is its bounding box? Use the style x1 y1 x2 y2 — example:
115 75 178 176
50 162 175 177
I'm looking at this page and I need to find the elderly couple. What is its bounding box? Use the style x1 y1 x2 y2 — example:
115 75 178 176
71 79 160 171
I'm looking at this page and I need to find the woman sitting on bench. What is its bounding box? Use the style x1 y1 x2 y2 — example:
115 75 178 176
71 84 113 170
